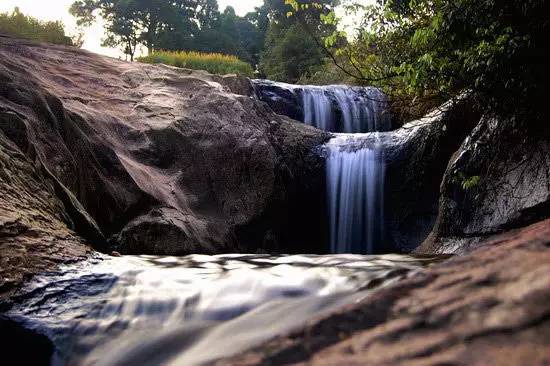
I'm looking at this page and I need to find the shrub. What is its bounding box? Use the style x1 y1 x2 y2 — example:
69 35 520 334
0 7 73 46
138 50 254 77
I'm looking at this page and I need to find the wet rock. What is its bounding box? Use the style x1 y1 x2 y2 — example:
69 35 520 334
0 318 54 365
420 115 550 253
381 98 481 252
253 79 304 121
0 127 90 299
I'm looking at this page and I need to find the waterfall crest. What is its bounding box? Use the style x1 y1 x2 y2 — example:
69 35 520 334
326 135 385 254
253 80 391 133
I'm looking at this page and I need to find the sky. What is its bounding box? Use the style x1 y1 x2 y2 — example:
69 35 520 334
0 0 264 58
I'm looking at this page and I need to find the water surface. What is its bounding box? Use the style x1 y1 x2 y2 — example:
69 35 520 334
3 253 442 365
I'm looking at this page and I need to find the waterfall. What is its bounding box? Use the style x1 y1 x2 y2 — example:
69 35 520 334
326 135 385 254
253 79 390 254
253 80 391 133
302 86 389 133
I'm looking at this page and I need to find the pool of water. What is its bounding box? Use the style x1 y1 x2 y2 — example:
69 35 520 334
1 253 443 365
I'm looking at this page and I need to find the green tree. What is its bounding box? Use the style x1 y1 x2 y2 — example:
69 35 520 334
0 7 73 46
296 0 550 122
258 0 338 82
70 0 215 60
190 6 266 67
260 22 325 82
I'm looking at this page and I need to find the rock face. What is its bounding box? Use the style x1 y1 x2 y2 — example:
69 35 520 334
0 124 90 298
0 35 329 256
419 116 550 253
218 219 550 366
380 99 481 252
253 80 304 121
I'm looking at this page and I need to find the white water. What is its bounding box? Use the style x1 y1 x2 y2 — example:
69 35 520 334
3 254 439 365
253 80 390 133
302 86 389 133
326 135 386 254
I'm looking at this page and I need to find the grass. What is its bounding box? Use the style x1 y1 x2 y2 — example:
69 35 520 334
138 51 254 77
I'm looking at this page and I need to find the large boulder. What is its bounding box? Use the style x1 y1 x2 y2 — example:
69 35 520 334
0 36 329 255
380 99 481 252
419 116 550 253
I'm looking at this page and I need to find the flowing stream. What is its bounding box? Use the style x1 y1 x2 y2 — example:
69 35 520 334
2 82 409 365
2 254 441 365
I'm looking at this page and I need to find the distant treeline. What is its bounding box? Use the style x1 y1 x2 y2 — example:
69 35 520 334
70 0 337 82
0 7 76 46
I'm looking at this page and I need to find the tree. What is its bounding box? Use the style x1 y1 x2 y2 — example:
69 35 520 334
292 0 550 123
260 22 325 82
70 0 214 59
258 0 339 82
0 7 73 46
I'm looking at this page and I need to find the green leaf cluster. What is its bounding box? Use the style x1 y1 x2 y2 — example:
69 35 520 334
317 0 550 123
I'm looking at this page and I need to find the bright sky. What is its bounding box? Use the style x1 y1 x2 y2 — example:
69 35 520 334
0 0 263 58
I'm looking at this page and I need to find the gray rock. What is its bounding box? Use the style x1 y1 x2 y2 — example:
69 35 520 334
0 37 329 255
380 98 481 252
419 116 550 253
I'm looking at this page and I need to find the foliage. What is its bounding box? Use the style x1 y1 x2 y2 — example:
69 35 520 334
292 0 550 123
70 0 217 60
258 0 339 83
190 6 267 67
138 50 254 77
297 60 357 85
453 172 481 191
71 0 267 66
260 23 326 82
0 7 74 46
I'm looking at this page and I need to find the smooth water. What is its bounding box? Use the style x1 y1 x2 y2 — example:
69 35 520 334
253 80 390 133
302 86 389 133
2 253 440 366
326 134 386 254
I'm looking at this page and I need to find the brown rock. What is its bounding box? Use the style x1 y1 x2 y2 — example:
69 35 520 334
218 219 550 366
0 36 329 256
0 125 90 300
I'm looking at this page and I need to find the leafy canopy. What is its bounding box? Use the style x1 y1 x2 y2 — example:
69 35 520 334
291 0 550 122
259 0 339 82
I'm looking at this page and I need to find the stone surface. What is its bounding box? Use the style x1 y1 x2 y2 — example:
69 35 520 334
380 98 481 252
420 115 550 253
218 219 550 366
0 35 329 256
0 128 90 299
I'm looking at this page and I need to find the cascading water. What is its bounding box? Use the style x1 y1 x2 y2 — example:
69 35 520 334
256 81 393 253
302 86 389 133
326 135 385 254
252 80 392 254
253 80 391 133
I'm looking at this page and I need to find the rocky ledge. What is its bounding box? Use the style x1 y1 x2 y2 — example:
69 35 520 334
218 218 550 366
